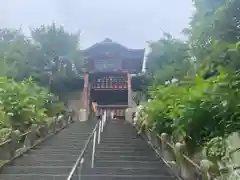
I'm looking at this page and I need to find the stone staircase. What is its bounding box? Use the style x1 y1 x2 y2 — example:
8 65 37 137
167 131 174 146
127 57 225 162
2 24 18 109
80 120 178 180
0 120 97 180
0 119 179 180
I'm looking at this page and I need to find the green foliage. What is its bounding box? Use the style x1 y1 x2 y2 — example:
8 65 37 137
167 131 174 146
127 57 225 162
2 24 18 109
144 99 173 134
0 77 64 131
189 0 240 66
143 71 240 156
0 128 11 142
204 137 227 164
0 23 81 141
146 33 193 85
0 23 85 96
141 0 240 162
0 79 45 130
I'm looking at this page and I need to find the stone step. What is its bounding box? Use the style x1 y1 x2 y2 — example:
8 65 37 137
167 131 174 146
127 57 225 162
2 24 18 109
94 150 156 156
98 141 148 146
33 144 86 148
12 159 76 166
96 146 152 151
53 134 93 138
0 120 97 180
0 120 177 180
82 166 173 176
0 174 176 180
0 174 67 180
43 136 90 141
42 139 90 144
1 166 72 175
82 120 178 180
103 126 136 130
101 130 137 133
22 153 80 161
94 155 159 161
33 144 86 149
101 136 140 139
99 140 143 143
94 160 165 168
29 149 84 155
103 127 136 130
100 137 142 140
101 135 139 138
46 134 92 138
80 174 177 180
101 129 137 132
96 145 151 149
31 145 85 150
32 146 84 151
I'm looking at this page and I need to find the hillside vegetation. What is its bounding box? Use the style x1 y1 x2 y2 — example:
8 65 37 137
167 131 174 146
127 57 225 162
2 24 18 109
138 0 240 164
0 23 84 141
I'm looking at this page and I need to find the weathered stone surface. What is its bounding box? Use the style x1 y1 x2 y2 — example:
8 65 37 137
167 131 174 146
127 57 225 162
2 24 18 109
0 112 74 166
0 120 97 180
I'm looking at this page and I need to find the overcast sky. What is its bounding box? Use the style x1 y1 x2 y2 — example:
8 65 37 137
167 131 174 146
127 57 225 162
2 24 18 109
0 0 194 49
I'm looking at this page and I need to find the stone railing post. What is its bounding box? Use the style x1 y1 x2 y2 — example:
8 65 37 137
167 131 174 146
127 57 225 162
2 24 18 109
64 113 69 127
70 110 74 123
146 129 152 142
8 130 21 158
161 133 174 162
38 124 48 138
52 116 57 133
56 115 63 129
200 159 215 180
150 131 159 148
228 132 240 179
175 142 195 179
0 110 75 168
219 166 229 180
23 124 38 148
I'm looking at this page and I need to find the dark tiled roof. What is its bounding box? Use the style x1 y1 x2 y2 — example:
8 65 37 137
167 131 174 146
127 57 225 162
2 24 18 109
81 39 145 73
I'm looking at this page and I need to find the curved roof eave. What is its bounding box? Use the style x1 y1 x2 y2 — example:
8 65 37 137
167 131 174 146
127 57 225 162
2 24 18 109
82 38 144 53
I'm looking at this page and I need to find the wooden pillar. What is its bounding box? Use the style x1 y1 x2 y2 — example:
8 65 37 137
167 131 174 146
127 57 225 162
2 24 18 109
127 73 132 106
83 73 89 112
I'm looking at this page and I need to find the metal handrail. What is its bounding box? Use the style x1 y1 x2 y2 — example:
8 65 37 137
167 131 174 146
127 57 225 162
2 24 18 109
66 110 107 180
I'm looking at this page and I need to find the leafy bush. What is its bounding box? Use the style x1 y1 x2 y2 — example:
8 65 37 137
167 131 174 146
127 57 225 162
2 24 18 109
143 71 240 155
0 104 9 128
204 137 227 164
0 24 81 141
0 128 11 142
0 77 64 131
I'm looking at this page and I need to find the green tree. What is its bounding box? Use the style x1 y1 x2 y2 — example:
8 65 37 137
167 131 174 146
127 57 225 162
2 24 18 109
140 0 240 163
189 0 240 68
0 24 85 97
0 28 33 79
146 33 193 84
30 23 84 84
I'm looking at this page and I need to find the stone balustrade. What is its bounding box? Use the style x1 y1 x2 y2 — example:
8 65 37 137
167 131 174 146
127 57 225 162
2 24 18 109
135 124 218 180
136 126 240 180
0 110 75 168
137 128 240 180
130 106 240 180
